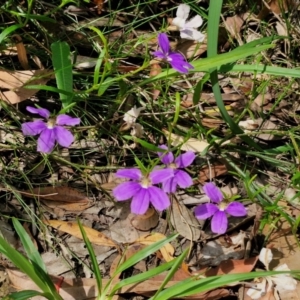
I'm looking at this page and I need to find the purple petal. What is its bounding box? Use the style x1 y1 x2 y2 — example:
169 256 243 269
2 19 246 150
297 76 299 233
53 126 74 148
225 202 247 217
113 182 141 201
115 168 142 180
26 106 50 119
211 210 228 234
175 151 195 168
37 128 56 153
158 145 174 165
148 186 170 211
131 188 150 214
153 50 166 59
157 33 170 54
175 170 193 189
162 177 177 193
168 53 193 73
194 203 218 219
21 120 47 136
56 114 80 126
150 168 174 184
203 183 223 203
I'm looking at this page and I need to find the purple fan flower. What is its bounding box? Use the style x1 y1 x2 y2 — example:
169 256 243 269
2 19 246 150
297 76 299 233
21 106 80 153
158 145 195 193
194 182 247 234
153 33 193 74
113 168 173 214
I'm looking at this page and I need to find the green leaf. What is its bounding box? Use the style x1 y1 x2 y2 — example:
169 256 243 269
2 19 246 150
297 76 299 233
113 234 178 275
51 41 74 108
0 25 23 44
78 220 102 295
6 290 46 300
12 218 47 273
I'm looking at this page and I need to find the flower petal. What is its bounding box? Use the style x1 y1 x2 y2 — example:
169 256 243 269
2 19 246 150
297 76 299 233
172 17 186 29
168 53 193 73
115 168 142 180
113 182 141 201
203 182 223 203
131 188 150 214
37 128 56 153
175 151 195 168
158 145 174 164
162 177 177 193
225 202 247 217
53 126 75 148
176 4 190 20
152 50 165 59
26 106 50 119
56 114 80 126
148 186 170 211
194 203 218 219
21 120 47 136
180 29 205 42
158 33 170 54
211 210 228 234
150 168 173 184
175 170 193 189
185 15 203 28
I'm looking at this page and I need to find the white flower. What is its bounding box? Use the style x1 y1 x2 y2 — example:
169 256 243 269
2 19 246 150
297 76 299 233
172 4 205 42
247 248 297 299
123 106 144 125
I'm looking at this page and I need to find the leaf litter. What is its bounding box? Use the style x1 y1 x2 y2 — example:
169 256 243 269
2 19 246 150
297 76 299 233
1 0 300 299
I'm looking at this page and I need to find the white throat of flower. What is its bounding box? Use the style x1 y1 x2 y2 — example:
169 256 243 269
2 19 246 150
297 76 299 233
140 177 151 188
47 118 56 129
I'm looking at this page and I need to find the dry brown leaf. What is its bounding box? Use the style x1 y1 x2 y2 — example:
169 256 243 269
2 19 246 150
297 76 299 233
205 257 258 277
42 200 91 212
224 15 244 40
170 198 201 241
0 69 53 104
135 233 174 262
7 269 229 300
23 186 89 203
149 62 161 100
198 164 228 183
44 220 118 248
163 129 209 153
130 208 159 231
13 35 29 69
176 40 207 59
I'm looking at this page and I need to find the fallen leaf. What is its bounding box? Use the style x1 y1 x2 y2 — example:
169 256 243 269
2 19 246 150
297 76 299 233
44 220 118 248
0 69 53 104
13 35 29 69
224 15 244 40
163 129 209 153
23 186 89 203
130 208 159 231
135 233 175 262
205 256 258 276
198 164 228 183
170 198 201 241
42 200 91 212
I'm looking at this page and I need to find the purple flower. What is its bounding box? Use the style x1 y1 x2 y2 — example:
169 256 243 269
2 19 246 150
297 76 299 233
21 106 80 153
153 33 193 74
158 145 195 193
194 182 247 234
113 168 173 214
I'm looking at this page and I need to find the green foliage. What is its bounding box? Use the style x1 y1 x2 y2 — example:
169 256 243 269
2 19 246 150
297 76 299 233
51 41 74 109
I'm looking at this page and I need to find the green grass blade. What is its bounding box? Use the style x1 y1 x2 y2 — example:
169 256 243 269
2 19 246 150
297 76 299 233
51 41 74 108
113 234 178 275
12 218 47 273
151 248 189 300
109 258 177 295
0 24 23 44
77 220 102 296
6 290 47 300
154 271 299 299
